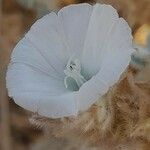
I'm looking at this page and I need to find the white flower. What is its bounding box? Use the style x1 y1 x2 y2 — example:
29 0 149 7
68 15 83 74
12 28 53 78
131 35 150 69
6 3 134 118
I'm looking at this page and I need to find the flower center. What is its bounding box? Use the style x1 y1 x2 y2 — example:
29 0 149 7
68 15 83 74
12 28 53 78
64 58 87 91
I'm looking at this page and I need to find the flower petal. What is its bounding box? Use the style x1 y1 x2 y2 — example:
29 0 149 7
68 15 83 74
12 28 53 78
6 37 72 116
11 90 77 118
38 92 77 118
81 4 119 78
58 3 93 56
97 18 134 86
6 63 77 117
78 4 134 111
10 88 77 118
76 75 109 111
25 12 70 77
7 63 66 96
11 37 62 80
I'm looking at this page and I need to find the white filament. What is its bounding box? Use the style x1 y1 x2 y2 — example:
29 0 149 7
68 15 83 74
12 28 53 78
64 58 87 89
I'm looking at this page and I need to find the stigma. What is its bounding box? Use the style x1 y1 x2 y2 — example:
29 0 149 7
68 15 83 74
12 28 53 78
64 58 87 90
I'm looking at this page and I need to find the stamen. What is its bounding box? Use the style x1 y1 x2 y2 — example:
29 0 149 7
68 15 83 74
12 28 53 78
64 58 87 90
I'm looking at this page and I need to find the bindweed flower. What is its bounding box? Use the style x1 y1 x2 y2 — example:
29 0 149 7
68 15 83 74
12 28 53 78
131 35 150 69
6 3 134 118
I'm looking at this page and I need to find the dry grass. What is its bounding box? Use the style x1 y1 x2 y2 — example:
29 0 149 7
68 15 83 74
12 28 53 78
30 67 150 149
